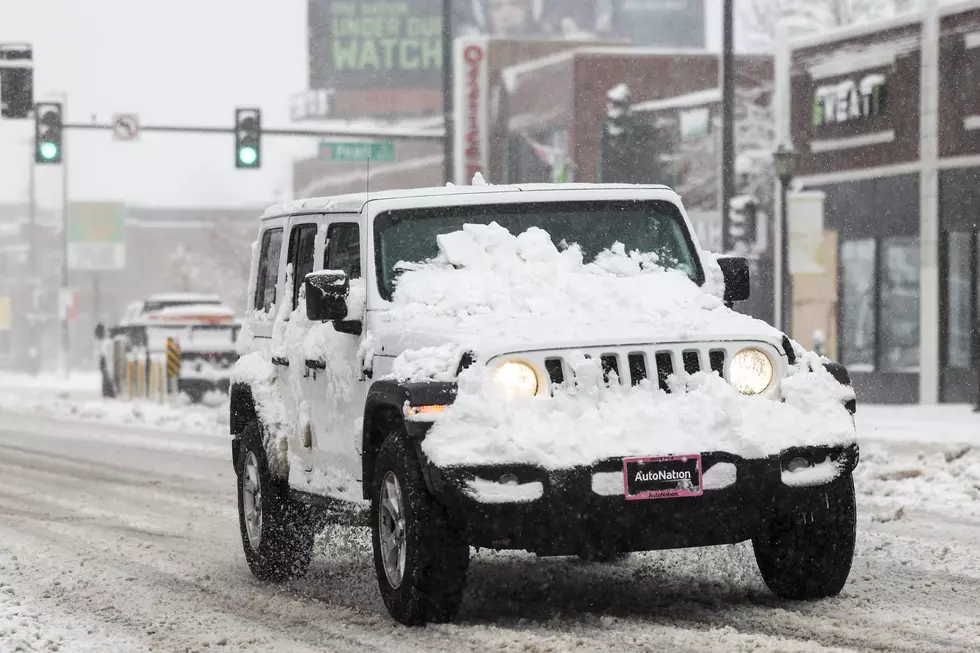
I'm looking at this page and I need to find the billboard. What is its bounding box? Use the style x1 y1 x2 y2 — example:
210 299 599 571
67 202 126 271
308 0 706 94
308 0 443 90
612 0 704 49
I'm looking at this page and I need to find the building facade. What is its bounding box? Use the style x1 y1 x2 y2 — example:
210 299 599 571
777 2 980 404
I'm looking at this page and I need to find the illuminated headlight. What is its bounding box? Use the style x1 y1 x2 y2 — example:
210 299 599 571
729 348 774 395
494 361 539 396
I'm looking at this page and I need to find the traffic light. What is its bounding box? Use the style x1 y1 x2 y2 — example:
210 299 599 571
726 195 758 255
235 108 261 169
34 102 63 164
0 45 33 119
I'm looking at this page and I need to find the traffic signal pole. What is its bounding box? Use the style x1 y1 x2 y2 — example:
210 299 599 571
720 0 735 253
60 94 70 377
60 121 445 140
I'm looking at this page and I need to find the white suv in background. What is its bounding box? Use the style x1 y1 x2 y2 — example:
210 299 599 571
230 183 859 626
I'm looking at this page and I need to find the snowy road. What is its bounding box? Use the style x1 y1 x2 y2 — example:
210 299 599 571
2 384 980 652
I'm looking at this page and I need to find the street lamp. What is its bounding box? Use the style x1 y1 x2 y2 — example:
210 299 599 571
772 143 800 336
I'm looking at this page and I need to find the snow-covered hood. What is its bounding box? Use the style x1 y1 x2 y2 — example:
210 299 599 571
371 316 784 366
373 223 785 371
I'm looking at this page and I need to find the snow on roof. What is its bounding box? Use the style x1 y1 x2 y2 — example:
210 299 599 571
632 88 722 114
152 303 235 318
263 183 674 219
142 303 238 325
501 45 715 93
146 293 221 304
786 9 922 51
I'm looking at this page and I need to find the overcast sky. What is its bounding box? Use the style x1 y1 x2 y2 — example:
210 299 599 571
0 0 308 210
0 1 731 210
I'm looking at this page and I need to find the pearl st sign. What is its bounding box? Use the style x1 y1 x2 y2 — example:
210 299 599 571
812 73 886 127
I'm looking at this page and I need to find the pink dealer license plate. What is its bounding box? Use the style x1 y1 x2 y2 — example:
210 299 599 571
623 454 704 500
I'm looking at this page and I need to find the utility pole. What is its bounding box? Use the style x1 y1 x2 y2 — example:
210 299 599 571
720 0 735 253
60 94 70 377
442 0 454 184
28 138 39 375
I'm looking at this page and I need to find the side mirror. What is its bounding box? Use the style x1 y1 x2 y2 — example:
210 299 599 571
94 323 106 339
718 256 750 304
305 270 350 322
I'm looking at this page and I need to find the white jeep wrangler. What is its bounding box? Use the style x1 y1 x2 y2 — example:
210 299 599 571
230 183 859 626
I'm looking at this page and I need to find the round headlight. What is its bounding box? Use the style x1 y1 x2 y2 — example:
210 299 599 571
729 348 774 395
494 361 539 396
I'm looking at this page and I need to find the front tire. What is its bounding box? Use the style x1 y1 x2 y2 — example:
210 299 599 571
753 474 857 600
237 421 316 581
371 433 469 625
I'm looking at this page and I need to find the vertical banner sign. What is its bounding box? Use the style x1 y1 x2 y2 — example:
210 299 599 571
68 202 126 271
0 296 11 331
787 191 827 275
453 36 489 185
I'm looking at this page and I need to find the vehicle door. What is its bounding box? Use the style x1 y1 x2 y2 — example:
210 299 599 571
302 217 367 489
248 219 286 342
279 216 323 478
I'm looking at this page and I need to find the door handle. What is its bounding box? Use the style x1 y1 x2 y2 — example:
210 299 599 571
305 359 326 370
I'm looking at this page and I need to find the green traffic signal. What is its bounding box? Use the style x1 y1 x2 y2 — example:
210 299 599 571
238 146 258 166
39 142 59 160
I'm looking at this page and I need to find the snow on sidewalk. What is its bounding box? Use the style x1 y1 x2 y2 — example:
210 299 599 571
857 404 980 523
0 371 227 436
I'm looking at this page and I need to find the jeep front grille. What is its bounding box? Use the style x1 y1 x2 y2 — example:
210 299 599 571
540 345 737 393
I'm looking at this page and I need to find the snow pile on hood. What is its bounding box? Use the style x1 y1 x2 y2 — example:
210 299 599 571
386 223 781 348
421 352 855 469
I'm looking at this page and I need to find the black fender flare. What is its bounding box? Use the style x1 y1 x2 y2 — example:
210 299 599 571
361 380 457 499
229 382 258 474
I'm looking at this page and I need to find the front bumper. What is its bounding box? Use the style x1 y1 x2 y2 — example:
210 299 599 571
427 443 859 556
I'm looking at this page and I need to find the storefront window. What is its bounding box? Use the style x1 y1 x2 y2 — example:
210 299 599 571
946 232 974 369
840 238 876 371
880 236 920 372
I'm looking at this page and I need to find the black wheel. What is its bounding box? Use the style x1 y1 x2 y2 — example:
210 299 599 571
186 387 206 404
371 433 469 626
100 360 116 399
237 421 316 582
753 474 857 600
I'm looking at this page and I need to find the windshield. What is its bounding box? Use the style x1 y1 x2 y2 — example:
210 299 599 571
374 200 702 300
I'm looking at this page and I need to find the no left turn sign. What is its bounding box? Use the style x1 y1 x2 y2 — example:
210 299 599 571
112 113 140 141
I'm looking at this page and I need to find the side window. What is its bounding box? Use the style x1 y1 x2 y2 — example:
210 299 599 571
253 227 283 312
324 223 361 279
287 223 319 310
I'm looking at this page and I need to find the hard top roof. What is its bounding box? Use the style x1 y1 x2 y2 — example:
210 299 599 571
145 292 222 304
261 183 675 220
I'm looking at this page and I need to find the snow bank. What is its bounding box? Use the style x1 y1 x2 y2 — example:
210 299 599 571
0 382 228 436
0 371 101 393
421 359 856 470
385 223 782 348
